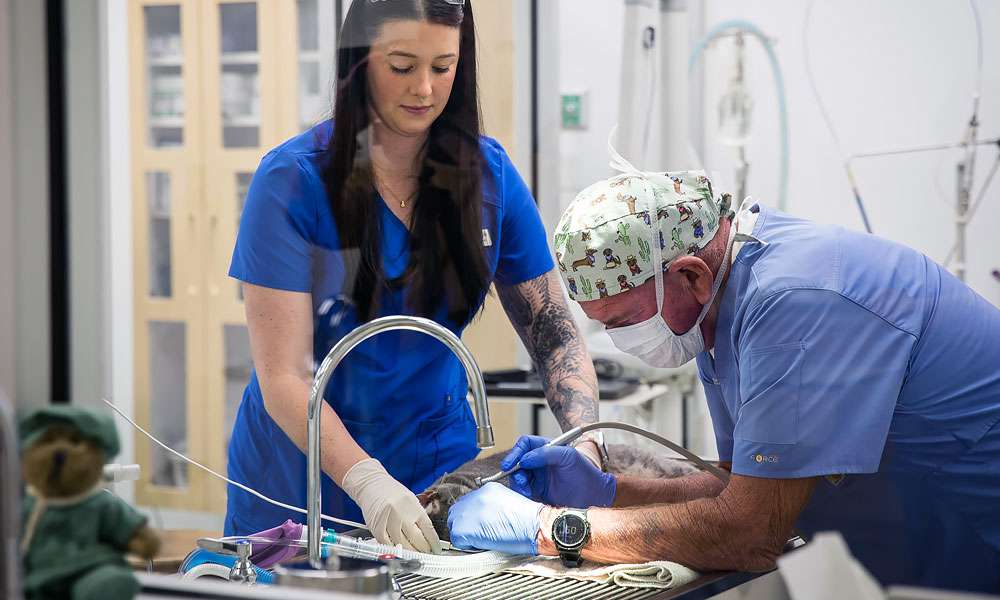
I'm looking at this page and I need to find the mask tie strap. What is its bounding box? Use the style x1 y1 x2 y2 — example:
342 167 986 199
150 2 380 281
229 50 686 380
607 126 675 191
608 128 666 318
733 195 766 247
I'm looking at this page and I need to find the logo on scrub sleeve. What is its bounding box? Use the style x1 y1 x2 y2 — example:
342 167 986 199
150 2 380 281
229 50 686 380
753 454 779 464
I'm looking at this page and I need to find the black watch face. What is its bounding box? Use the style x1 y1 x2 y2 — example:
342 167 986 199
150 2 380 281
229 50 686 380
555 514 588 547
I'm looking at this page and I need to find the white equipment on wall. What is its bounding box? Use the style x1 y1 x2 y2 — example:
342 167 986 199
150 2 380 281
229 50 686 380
689 21 788 210
617 0 697 171
805 0 999 283
617 1 789 210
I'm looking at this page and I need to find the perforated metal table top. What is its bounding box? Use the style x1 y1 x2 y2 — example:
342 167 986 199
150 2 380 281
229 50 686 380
396 571 665 600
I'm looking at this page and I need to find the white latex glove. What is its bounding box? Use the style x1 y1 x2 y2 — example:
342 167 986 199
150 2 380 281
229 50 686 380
341 458 442 554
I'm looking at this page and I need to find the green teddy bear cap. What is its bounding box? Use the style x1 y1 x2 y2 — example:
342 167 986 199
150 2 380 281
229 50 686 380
554 167 733 302
20 405 121 460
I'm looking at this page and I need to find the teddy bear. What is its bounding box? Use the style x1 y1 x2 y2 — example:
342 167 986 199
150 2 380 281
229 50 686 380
19 406 160 600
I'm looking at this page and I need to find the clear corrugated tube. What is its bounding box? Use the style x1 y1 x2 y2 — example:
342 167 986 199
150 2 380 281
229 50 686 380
322 531 528 579
222 531 527 579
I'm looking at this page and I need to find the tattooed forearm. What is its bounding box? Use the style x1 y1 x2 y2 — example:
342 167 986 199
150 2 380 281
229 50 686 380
552 379 597 431
497 270 599 430
537 475 816 572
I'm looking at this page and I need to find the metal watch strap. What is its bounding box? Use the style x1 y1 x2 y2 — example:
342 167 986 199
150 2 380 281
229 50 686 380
560 549 583 568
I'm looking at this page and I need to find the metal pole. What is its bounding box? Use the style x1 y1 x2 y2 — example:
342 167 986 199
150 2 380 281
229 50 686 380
0 389 22 600
956 162 969 282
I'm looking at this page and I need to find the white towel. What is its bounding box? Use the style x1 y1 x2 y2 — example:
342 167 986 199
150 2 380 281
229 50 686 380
507 556 699 589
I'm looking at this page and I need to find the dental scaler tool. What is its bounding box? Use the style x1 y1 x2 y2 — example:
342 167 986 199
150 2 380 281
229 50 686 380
475 428 580 486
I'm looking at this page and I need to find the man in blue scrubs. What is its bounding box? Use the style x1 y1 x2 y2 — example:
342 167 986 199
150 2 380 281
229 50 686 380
448 164 1000 592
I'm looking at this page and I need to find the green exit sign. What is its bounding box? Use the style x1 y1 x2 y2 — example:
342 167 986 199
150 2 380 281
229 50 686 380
561 92 588 130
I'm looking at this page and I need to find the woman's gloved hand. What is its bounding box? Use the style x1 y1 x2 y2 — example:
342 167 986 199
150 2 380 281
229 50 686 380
503 435 616 508
448 482 542 555
341 458 441 554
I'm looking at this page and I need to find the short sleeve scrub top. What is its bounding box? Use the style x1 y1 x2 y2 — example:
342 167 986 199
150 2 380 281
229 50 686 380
225 121 553 535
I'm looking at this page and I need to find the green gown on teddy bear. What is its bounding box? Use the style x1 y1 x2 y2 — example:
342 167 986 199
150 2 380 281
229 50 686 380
20 406 160 600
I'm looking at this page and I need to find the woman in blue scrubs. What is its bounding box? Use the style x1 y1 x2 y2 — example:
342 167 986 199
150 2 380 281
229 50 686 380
224 0 602 552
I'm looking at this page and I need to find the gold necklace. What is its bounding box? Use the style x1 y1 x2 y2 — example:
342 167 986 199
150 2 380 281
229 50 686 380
378 178 417 209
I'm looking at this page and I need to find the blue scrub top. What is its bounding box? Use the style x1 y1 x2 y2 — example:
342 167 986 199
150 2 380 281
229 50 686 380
697 205 1000 592
224 121 553 536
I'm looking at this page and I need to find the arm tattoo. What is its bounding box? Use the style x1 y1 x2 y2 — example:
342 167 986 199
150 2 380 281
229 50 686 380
497 270 599 430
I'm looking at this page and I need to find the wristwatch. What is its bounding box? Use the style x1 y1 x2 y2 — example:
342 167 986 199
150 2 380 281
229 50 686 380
552 509 590 567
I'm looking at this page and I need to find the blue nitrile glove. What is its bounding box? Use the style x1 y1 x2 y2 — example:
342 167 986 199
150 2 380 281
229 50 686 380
447 482 542 555
502 435 616 508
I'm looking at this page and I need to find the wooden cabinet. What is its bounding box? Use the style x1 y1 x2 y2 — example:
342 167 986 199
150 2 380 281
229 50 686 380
129 0 338 511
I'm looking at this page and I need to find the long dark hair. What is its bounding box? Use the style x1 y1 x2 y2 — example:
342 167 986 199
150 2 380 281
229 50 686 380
324 0 489 326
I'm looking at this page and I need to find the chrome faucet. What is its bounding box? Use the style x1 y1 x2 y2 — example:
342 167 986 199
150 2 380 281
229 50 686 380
307 315 494 567
0 389 22 599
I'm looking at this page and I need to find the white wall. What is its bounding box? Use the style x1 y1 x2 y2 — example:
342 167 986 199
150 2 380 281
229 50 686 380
7 0 51 413
548 0 1000 459
700 0 1000 305
67 0 113 412
556 0 626 218
105 0 137 504
553 0 1000 305
0 0 16 399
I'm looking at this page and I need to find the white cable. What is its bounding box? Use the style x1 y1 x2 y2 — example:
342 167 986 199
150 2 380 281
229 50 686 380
804 0 875 232
101 399 367 530
803 0 847 160
805 0 987 236
969 0 983 108
944 1 986 210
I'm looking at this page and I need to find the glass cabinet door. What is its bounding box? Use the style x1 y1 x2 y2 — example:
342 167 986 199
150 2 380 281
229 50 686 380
296 0 337 131
130 0 345 512
144 5 185 147
148 320 189 487
131 0 207 509
146 171 173 298
219 2 261 147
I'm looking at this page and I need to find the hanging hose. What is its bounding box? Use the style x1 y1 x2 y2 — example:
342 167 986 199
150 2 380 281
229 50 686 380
688 20 789 212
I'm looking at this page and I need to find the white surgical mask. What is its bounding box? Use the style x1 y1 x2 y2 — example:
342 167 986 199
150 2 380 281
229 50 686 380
606 198 754 368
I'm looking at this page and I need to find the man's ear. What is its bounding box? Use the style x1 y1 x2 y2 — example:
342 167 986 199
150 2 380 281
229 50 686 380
670 256 714 304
